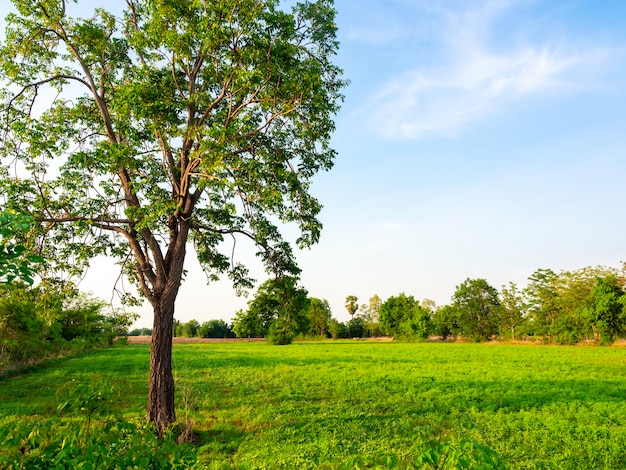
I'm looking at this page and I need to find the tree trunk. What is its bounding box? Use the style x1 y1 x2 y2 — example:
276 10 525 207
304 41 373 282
148 296 177 432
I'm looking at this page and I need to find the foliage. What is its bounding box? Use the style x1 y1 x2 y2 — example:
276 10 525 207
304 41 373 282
524 266 626 344
306 297 332 338
495 282 527 341
198 319 236 339
128 327 153 336
432 304 459 340
0 210 43 285
379 293 433 340
0 282 136 373
0 0 345 427
180 319 200 338
232 277 310 342
329 318 349 339
345 295 358 318
587 274 626 344
450 278 500 342
346 316 367 338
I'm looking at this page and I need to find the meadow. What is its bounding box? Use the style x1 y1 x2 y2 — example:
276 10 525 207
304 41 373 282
1 341 625 469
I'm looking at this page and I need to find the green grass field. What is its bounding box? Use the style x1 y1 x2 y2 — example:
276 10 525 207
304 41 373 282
1 341 625 469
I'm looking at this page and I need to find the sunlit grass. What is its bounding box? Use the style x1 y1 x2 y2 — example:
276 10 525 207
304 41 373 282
2 341 625 468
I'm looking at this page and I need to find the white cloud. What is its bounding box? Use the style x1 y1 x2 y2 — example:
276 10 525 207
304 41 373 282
363 0 618 139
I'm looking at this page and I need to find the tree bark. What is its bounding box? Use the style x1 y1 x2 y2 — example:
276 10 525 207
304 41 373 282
145 218 190 431
148 295 177 432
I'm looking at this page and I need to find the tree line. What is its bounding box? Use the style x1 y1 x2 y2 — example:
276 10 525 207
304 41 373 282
229 265 626 345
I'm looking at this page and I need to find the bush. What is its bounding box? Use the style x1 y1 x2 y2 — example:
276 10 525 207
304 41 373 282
0 282 136 373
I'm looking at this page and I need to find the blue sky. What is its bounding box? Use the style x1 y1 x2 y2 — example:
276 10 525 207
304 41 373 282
282 0 626 322
13 0 626 325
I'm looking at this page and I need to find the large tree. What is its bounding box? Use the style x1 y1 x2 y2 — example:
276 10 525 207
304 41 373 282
231 276 310 342
379 292 432 339
0 0 344 430
451 278 499 342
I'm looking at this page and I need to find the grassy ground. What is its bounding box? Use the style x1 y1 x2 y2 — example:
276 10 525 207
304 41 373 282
1 341 625 468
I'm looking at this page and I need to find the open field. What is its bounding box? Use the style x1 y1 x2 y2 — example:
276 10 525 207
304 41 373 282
1 341 626 468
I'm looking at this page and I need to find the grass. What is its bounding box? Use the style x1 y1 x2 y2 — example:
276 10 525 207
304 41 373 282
1 341 626 468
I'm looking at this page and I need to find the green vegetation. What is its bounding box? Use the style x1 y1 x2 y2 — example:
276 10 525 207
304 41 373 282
2 341 625 469
0 282 135 375
229 265 626 346
0 210 43 285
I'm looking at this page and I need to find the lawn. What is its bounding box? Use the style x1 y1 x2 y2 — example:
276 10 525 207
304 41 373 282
1 341 625 468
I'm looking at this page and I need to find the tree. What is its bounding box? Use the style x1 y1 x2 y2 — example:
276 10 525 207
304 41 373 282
231 276 310 343
329 319 348 339
524 269 561 342
588 275 626 344
347 316 366 338
451 278 499 342
432 304 459 340
306 297 332 337
0 0 344 429
198 319 234 338
379 293 432 340
368 295 382 323
181 319 199 338
345 295 358 319
497 282 526 341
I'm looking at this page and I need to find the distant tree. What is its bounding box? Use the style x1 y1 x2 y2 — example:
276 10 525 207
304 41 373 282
329 319 348 339
128 328 152 336
231 277 310 344
367 294 383 336
451 278 499 341
231 308 268 338
345 295 358 319
432 304 459 340
587 275 626 344
524 269 561 342
198 319 235 339
496 282 527 341
181 320 200 338
379 293 432 340
369 295 382 323
347 316 367 338
307 298 332 338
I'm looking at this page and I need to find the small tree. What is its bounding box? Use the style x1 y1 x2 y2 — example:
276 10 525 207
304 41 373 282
1 0 344 429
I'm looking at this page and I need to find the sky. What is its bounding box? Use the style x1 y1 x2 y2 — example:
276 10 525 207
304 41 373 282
7 0 626 326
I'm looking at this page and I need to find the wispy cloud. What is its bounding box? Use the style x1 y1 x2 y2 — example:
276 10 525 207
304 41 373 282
363 0 617 139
